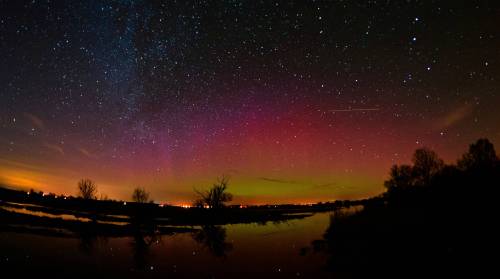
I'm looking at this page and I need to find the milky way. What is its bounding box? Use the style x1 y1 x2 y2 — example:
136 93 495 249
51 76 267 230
1 1 499 204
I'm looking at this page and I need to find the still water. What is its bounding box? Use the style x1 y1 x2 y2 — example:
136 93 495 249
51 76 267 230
0 212 343 278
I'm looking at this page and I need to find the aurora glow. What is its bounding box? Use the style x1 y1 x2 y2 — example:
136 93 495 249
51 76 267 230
1 1 499 204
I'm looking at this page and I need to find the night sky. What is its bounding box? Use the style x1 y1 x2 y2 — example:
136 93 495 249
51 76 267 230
1 1 499 204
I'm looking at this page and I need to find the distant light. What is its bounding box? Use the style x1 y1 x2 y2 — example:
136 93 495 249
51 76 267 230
412 37 417 42
27 191 30 195
123 202 127 205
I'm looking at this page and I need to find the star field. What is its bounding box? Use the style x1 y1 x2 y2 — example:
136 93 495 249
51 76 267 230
1 1 499 204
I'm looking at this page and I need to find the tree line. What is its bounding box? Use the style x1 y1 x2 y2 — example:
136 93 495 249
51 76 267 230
383 138 499 205
77 179 153 204
76 175 233 208
77 138 498 207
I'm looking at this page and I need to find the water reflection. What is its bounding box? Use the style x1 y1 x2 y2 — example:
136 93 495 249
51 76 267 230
78 231 108 255
1 203 93 222
192 225 232 258
302 207 364 272
0 201 129 225
1 212 335 278
308 214 342 271
130 228 162 270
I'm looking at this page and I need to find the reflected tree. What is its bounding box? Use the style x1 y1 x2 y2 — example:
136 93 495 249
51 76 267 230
192 225 233 258
77 229 108 255
130 228 162 270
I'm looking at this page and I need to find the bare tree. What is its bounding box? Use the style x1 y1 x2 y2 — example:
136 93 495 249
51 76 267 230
194 176 233 209
132 187 151 203
78 178 97 200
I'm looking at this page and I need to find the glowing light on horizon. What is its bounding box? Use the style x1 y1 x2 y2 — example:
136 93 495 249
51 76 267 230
1 1 498 205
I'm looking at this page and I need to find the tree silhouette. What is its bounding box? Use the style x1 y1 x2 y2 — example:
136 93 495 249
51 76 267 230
304 138 499 277
384 164 413 191
458 138 498 171
194 176 233 209
132 187 151 203
411 148 444 186
385 147 444 193
77 178 97 200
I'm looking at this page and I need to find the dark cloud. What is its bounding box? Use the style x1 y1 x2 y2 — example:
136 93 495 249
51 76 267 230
257 177 300 185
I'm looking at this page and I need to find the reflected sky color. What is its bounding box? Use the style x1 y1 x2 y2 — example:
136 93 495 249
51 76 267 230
0 213 333 277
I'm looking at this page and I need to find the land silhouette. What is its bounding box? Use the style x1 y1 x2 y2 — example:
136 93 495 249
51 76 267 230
305 138 498 277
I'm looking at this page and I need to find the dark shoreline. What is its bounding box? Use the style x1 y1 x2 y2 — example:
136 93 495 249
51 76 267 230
0 186 330 238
